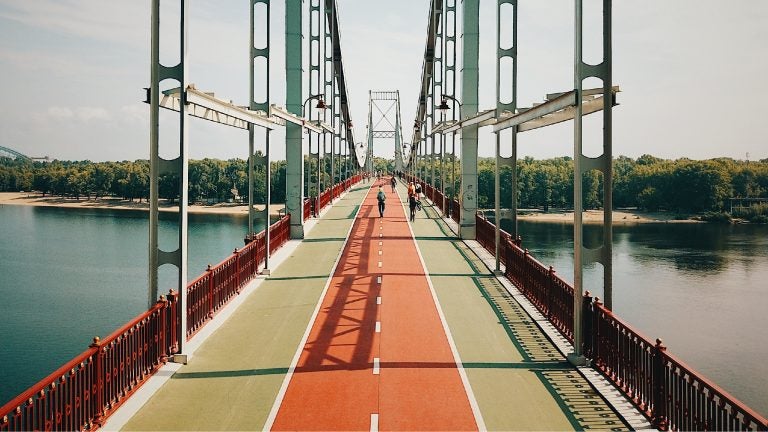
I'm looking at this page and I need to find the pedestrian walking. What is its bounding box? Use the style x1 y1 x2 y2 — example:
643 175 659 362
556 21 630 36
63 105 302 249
407 181 417 221
390 176 396 192
376 186 386 218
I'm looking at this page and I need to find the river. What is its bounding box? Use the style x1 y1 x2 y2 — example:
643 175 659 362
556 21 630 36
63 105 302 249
1 206 766 417
0 205 256 407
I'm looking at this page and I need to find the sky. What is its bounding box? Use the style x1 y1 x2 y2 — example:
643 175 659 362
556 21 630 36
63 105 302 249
0 0 766 163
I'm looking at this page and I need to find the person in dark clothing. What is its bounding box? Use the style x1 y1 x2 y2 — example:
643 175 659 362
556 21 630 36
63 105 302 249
376 186 386 217
408 194 417 221
390 176 396 192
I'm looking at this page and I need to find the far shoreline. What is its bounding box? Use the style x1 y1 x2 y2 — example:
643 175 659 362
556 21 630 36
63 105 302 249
513 209 702 224
2 192 705 224
0 192 285 216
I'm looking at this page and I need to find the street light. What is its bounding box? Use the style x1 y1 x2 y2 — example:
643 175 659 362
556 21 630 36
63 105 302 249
302 94 327 117
437 94 462 112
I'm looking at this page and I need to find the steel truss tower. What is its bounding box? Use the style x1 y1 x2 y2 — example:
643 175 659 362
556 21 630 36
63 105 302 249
148 0 358 356
366 91 405 174
414 0 617 365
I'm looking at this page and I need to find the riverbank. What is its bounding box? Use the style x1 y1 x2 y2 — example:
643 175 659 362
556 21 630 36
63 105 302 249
0 192 285 216
516 209 700 224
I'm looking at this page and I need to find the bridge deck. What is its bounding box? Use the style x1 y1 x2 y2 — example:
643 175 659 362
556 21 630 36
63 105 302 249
114 178 630 431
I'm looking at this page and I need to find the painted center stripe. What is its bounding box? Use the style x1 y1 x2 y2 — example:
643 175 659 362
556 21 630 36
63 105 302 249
378 250 382 255
271 180 478 431
379 241 383 246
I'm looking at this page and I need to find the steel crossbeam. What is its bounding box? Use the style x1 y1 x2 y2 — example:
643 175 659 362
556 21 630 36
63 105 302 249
157 86 277 130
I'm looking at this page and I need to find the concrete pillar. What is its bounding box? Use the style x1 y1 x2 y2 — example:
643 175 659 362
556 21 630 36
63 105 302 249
460 0 479 239
285 0 304 238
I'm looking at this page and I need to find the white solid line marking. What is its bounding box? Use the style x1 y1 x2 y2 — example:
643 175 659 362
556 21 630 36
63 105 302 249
377 276 382 284
373 357 380 375
370 413 379 432
376 296 381 305
401 189 487 431
375 321 381 333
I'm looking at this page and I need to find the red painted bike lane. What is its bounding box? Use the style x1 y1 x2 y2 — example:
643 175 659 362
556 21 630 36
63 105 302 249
271 178 478 431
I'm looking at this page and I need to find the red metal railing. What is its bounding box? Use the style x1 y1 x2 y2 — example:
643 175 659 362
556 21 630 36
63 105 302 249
503 239 575 342
268 214 290 255
0 176 365 431
471 222 768 431
0 294 177 432
303 197 312 221
0 212 296 431
584 296 768 431
451 198 460 224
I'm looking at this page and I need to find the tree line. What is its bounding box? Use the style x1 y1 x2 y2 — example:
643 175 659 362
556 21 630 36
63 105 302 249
411 154 768 220
0 155 358 204
3 154 768 220
0 157 287 204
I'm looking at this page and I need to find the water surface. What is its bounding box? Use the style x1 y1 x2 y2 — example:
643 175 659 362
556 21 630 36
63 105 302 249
0 205 256 406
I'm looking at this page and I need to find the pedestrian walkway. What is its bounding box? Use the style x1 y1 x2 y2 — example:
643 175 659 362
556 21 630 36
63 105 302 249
399 178 630 431
115 176 634 431
119 185 371 431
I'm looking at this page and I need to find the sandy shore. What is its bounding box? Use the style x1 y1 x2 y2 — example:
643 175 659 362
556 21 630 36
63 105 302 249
0 192 285 216
515 209 698 224
2 192 697 223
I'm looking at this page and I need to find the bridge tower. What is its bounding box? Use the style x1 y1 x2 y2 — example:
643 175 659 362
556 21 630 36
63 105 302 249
366 90 406 175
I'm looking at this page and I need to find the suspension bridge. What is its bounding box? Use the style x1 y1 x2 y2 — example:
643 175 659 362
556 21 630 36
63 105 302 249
1 1 766 431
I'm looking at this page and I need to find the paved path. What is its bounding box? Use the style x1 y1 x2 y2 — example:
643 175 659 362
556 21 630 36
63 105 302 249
405 179 628 431
120 177 632 431
270 181 478 431
122 185 372 431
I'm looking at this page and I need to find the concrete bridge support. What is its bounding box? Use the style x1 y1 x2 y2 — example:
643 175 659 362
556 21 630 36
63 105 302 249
286 0 305 239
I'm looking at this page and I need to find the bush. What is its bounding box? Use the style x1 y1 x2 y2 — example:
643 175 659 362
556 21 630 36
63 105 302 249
701 211 732 224
732 202 768 223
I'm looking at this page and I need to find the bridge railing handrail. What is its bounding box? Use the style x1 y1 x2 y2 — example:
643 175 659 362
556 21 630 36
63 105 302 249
493 223 767 431
0 176 363 431
585 297 768 431
0 295 174 431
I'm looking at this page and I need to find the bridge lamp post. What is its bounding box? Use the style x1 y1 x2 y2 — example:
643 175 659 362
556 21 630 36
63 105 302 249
358 143 366 181
437 95 461 219
302 94 327 210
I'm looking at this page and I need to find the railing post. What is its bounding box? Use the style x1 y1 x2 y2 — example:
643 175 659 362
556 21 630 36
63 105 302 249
206 265 214 318
89 337 105 429
653 338 669 431
167 289 179 353
547 265 555 319
582 291 593 359
593 296 603 362
233 248 241 293
158 295 168 364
